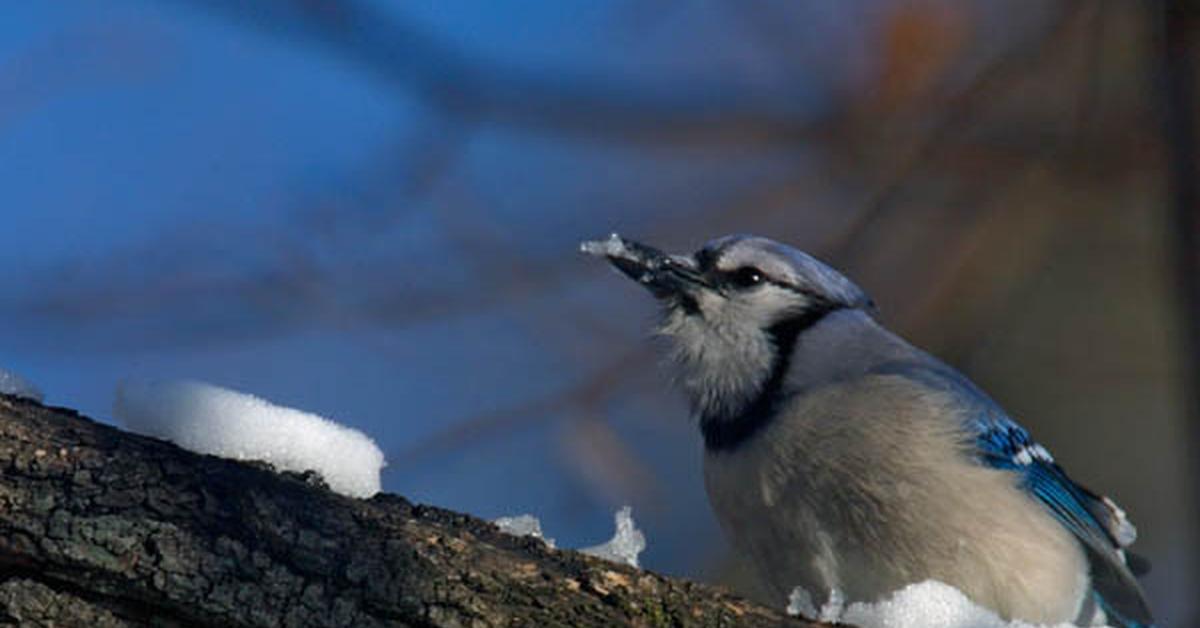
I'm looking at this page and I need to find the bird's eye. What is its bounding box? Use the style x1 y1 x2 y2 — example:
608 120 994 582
729 266 765 288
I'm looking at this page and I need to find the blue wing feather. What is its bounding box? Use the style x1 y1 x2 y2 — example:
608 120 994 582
972 415 1154 627
873 362 1154 627
973 418 1114 547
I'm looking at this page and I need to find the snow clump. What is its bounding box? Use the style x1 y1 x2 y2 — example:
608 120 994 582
787 580 1110 628
0 368 43 402
493 506 646 568
581 506 646 568
114 379 385 498
493 514 556 548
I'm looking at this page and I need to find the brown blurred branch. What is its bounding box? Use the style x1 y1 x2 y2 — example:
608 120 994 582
1155 2 1200 623
833 0 1084 266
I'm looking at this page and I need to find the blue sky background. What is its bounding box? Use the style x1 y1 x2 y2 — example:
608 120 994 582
2 1 1194 622
0 0 843 576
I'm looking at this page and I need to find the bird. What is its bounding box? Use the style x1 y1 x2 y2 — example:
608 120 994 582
581 233 1153 627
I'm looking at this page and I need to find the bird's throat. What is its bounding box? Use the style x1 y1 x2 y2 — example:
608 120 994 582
699 302 845 452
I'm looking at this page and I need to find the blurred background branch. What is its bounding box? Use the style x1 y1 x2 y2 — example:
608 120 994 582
1156 0 1200 608
173 0 828 146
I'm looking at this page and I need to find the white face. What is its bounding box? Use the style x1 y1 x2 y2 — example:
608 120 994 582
656 238 840 421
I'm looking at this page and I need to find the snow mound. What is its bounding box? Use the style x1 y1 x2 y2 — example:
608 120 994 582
493 514 556 548
788 581 1109 628
581 506 646 568
0 368 43 402
114 379 384 498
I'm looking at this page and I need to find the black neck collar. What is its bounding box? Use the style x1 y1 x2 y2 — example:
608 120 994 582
700 302 845 452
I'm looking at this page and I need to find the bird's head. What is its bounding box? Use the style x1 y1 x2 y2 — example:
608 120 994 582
582 233 872 441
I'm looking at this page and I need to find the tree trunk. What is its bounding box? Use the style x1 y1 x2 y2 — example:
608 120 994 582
0 393 817 627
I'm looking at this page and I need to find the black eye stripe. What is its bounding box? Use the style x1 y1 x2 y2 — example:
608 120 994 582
725 266 765 288
700 253 822 300
717 266 817 296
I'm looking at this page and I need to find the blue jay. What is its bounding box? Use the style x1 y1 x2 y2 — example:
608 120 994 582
582 233 1153 627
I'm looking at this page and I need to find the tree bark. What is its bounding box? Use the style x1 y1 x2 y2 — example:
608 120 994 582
0 393 817 627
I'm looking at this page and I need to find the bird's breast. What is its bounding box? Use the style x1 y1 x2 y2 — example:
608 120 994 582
702 418 844 604
700 377 1091 624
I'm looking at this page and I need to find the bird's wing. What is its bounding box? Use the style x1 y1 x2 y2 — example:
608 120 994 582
972 414 1154 627
876 363 1154 627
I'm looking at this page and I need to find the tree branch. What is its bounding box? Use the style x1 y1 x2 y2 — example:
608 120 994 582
0 393 818 627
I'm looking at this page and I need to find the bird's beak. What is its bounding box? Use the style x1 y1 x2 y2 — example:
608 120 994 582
581 234 710 299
